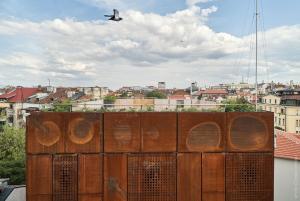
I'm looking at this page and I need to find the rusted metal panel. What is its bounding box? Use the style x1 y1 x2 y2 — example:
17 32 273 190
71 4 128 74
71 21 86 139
79 194 103 201
104 113 140 152
177 153 201 201
27 195 52 201
53 155 78 201
226 153 274 201
65 113 103 153
227 112 274 152
27 155 52 196
202 153 225 201
178 113 226 152
26 112 64 154
104 154 128 201
141 112 177 152
79 154 103 195
128 154 177 201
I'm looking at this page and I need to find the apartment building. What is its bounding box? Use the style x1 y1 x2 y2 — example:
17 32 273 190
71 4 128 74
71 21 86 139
259 94 300 134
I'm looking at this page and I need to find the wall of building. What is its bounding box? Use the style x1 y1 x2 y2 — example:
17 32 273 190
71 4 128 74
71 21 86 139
275 158 300 201
259 95 300 133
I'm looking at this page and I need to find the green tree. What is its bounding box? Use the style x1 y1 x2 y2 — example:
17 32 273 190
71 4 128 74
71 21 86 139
120 92 129 98
104 95 116 104
222 97 255 112
146 91 167 99
0 125 25 184
53 99 72 112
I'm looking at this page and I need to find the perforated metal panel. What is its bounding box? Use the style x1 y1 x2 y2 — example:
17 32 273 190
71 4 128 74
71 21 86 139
53 155 78 201
226 153 273 201
227 113 274 152
128 154 176 201
178 113 225 152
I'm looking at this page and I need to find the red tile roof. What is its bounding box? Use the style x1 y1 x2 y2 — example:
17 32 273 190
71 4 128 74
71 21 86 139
275 133 300 161
0 87 39 103
195 89 228 96
169 95 191 100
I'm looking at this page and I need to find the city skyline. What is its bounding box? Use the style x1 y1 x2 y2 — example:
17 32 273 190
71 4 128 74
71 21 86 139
0 0 299 88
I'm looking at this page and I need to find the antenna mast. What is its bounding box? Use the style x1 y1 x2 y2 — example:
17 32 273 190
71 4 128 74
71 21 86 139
255 0 258 111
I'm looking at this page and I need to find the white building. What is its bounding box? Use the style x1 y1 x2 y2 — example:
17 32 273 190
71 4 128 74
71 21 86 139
275 133 300 201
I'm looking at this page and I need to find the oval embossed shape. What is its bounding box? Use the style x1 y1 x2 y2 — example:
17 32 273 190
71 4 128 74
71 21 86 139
230 116 268 150
69 118 94 144
186 122 221 151
35 121 61 147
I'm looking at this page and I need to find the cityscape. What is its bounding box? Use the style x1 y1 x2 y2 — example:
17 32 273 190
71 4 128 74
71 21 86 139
0 0 300 200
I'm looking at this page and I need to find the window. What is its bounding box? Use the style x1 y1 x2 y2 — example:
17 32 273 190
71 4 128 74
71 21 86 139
275 117 277 124
283 119 285 126
269 99 271 104
279 118 281 125
275 99 277 104
275 108 277 113
176 100 184 109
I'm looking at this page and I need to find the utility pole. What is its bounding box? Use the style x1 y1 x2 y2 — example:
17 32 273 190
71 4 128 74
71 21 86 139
255 0 259 111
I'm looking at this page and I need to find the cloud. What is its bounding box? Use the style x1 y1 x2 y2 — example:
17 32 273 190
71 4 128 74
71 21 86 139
0 6 299 88
186 0 214 7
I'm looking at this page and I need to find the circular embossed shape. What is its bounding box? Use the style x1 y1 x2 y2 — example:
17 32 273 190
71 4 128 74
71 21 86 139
230 116 268 150
186 122 221 151
35 121 61 147
69 118 94 144
113 124 132 145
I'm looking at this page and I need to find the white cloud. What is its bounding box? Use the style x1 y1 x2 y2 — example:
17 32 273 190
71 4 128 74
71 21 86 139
0 6 299 88
186 0 214 7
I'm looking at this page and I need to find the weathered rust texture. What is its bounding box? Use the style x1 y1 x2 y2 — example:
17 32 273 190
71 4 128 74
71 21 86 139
178 112 226 152
177 153 202 201
26 112 64 154
227 112 274 152
202 153 225 201
27 155 52 196
79 194 103 201
26 112 274 201
79 154 103 196
53 155 78 201
104 113 140 152
128 154 177 201
65 113 103 153
226 153 274 201
104 154 128 201
27 195 52 201
141 112 177 152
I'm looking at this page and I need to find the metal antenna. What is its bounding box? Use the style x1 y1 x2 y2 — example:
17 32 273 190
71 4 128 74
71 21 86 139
255 0 259 111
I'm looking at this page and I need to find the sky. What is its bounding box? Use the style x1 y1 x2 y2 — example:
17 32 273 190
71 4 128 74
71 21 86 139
0 0 299 89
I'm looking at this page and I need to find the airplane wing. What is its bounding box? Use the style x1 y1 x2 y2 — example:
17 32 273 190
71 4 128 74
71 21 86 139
104 15 113 17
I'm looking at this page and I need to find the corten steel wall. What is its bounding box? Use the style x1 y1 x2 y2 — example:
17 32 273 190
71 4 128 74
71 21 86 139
26 112 274 201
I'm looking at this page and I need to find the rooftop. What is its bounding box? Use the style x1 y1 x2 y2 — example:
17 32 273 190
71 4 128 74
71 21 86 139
0 87 39 103
275 132 300 161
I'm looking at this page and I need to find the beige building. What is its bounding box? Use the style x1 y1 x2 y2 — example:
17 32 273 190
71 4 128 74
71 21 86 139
259 94 300 134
